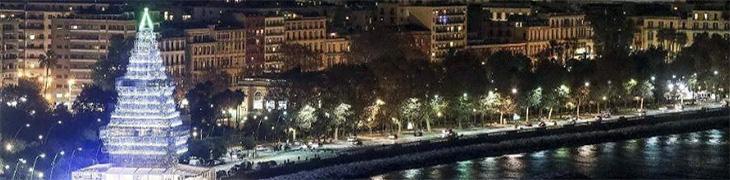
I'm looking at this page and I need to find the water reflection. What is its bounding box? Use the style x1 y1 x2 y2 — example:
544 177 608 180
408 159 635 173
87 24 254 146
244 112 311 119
377 129 729 179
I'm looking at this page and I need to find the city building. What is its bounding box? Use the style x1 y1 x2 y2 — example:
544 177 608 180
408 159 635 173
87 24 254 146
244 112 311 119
376 3 468 61
0 1 112 103
633 9 730 53
284 13 352 71
184 24 246 86
264 16 286 73
159 32 188 98
235 13 266 75
321 36 351 68
469 4 594 61
51 10 136 104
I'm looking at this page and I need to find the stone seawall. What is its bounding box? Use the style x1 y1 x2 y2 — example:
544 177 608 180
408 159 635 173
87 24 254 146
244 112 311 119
232 108 730 179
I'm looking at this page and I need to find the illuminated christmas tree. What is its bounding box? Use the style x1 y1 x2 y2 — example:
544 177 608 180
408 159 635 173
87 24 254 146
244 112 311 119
98 7 188 168
73 8 213 179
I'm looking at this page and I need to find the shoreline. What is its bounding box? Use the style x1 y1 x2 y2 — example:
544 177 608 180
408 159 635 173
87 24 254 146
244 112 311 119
232 108 729 179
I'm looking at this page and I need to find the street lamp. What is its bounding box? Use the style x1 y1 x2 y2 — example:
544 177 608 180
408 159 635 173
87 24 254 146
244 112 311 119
714 70 719 75
511 88 518 94
49 151 64 180
375 98 385 105
30 153 46 180
66 147 82 173
584 82 590 87
4 143 12 152
11 158 27 180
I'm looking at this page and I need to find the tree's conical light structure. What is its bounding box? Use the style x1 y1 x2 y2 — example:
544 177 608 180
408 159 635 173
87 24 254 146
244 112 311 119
100 8 189 167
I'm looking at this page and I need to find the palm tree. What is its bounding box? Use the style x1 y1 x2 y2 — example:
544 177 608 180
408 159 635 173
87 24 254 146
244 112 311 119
673 32 688 51
38 50 56 95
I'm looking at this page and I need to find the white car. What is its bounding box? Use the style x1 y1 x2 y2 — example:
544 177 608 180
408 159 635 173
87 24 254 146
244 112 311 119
255 145 271 152
441 129 457 139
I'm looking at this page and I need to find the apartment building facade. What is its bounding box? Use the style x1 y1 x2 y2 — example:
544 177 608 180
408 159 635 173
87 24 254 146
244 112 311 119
377 3 467 61
634 10 730 53
470 6 594 61
184 25 246 86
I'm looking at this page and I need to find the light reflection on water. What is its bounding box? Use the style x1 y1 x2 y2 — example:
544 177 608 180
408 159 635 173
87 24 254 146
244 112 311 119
376 129 729 179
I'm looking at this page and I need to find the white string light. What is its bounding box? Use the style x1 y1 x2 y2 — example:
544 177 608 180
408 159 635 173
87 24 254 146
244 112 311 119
99 7 189 167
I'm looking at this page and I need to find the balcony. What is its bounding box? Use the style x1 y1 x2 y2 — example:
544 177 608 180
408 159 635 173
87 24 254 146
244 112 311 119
70 68 92 72
70 48 107 53
70 39 106 43
69 58 97 63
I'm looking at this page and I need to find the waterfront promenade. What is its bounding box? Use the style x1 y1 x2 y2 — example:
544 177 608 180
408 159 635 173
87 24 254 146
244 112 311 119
214 102 729 179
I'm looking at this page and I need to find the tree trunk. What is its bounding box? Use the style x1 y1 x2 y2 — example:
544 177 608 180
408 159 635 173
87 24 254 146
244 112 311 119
576 100 581 118
334 126 339 141
426 118 432 132
640 98 645 111
548 107 553 120
499 112 504 124
525 108 530 122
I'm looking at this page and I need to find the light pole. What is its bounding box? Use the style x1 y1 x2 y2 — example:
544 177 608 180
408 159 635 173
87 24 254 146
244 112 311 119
11 158 26 180
253 117 263 158
601 96 607 113
49 151 64 180
13 123 31 140
66 147 82 173
29 153 45 180
43 120 63 144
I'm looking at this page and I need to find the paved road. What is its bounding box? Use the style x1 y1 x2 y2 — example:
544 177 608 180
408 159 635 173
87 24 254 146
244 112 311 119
214 102 728 174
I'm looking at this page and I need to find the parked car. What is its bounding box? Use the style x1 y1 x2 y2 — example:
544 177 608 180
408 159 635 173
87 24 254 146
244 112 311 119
255 145 271 152
441 129 457 139
387 134 399 140
346 136 358 142
413 130 424 137
352 139 363 145
307 141 322 149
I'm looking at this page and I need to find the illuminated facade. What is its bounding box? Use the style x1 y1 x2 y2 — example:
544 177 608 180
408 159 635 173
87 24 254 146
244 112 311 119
226 78 288 129
376 3 468 61
72 8 214 180
634 10 730 53
51 11 136 104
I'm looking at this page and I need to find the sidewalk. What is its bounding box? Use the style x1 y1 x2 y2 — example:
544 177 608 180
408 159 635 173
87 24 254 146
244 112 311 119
215 101 727 172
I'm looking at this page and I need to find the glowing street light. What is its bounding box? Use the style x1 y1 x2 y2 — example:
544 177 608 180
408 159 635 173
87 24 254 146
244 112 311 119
12 158 27 180
4 143 13 152
511 88 518 94
30 153 46 180
375 99 385 105
714 70 719 75
49 150 65 179
584 82 590 87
